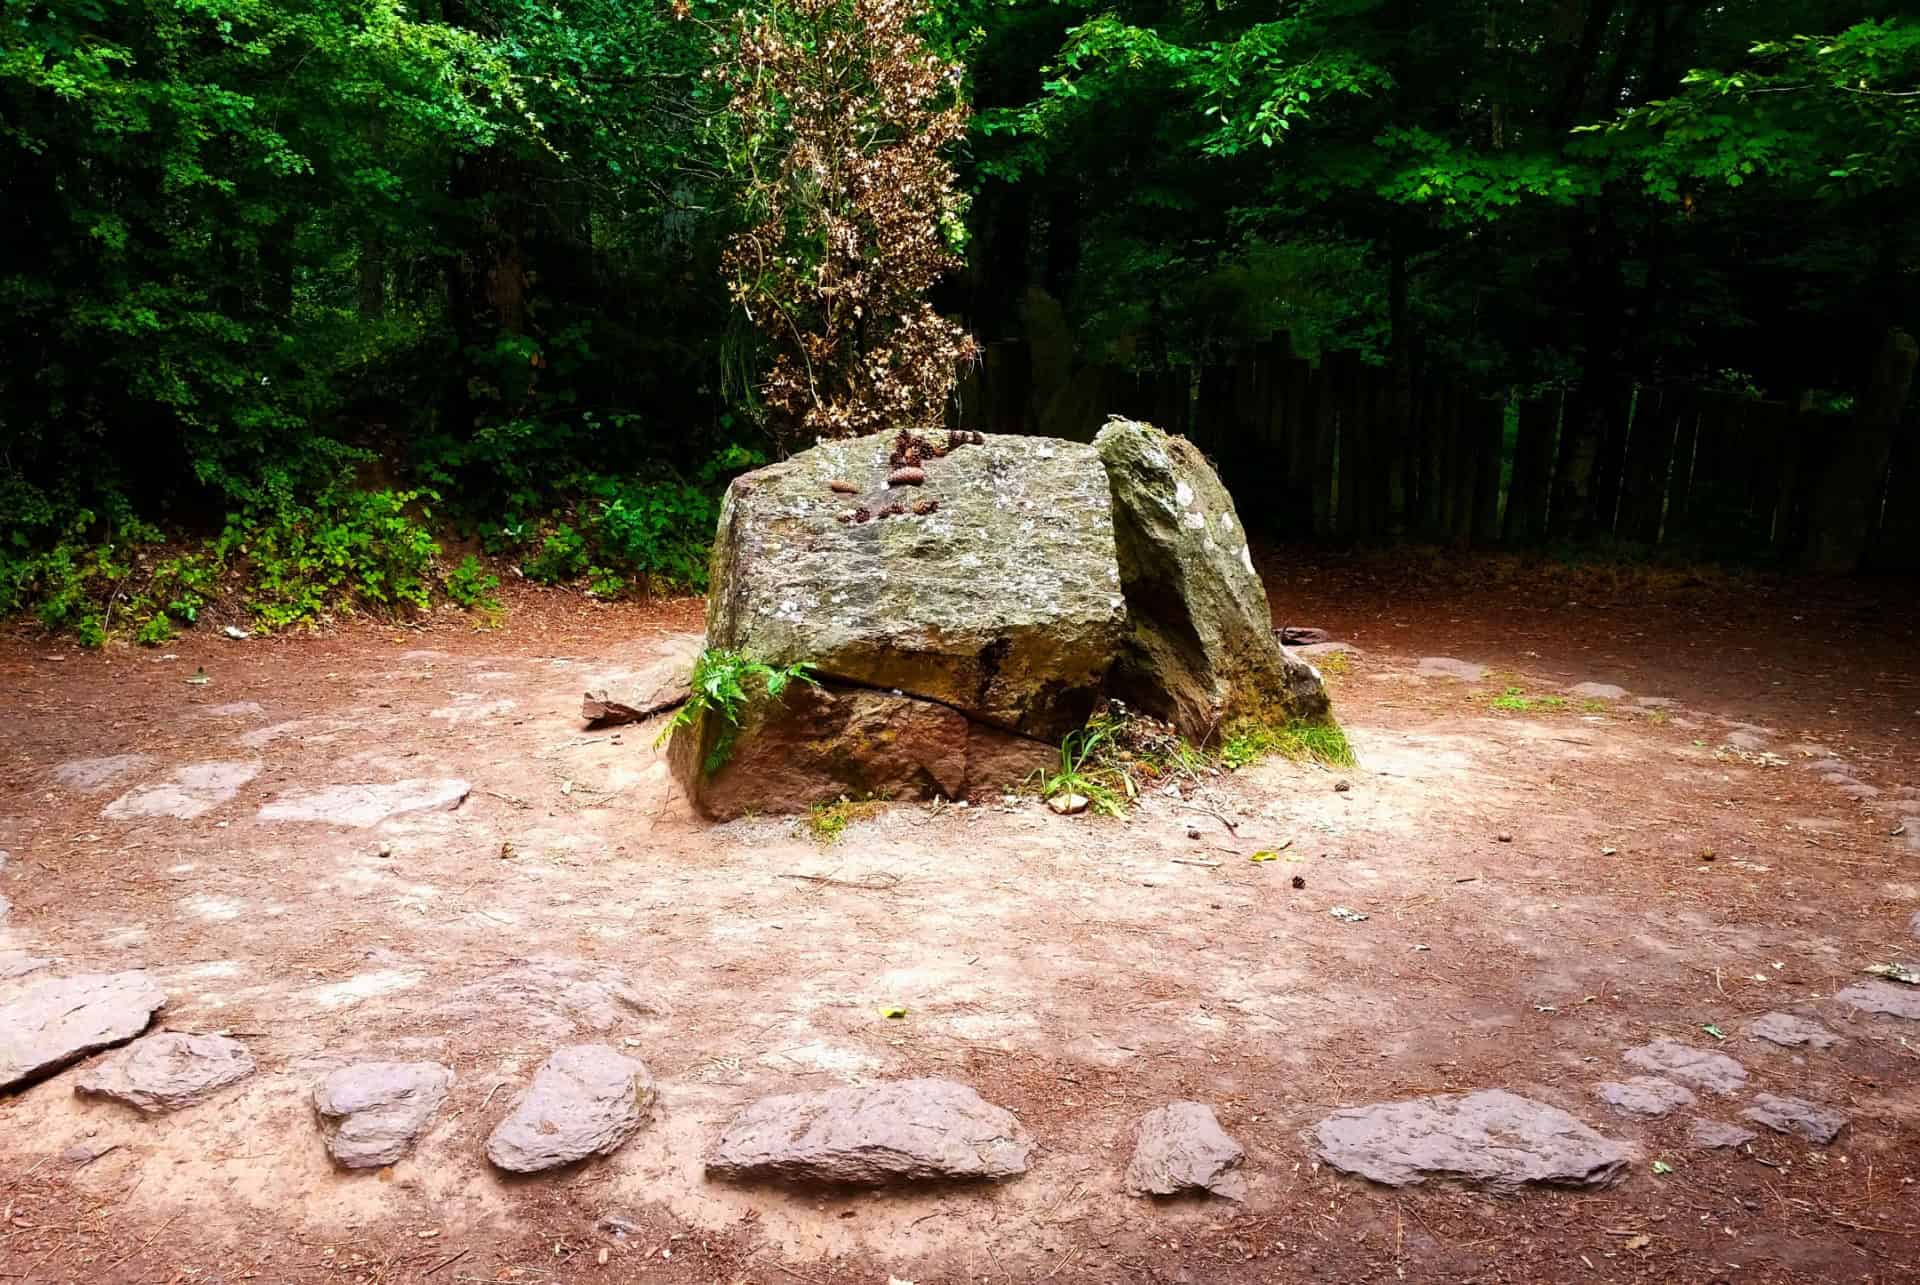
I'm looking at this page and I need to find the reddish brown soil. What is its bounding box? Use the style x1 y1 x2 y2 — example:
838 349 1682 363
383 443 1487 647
1 557 1917 1284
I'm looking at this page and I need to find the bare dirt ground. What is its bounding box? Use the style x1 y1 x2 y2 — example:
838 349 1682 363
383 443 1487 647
2 551 1917 1285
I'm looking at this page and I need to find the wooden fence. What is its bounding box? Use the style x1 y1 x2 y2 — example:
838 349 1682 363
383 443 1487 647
955 337 1920 572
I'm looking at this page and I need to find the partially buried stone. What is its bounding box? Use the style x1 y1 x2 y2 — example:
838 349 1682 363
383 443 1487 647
1593 1077 1695 1118
1741 1093 1847 1144
486 1045 652 1174
1125 1102 1246 1200
74 1032 253 1113
706 1078 1030 1186
1689 1119 1757 1150
1837 980 1920 1020
0 972 166 1091
1747 1012 1840 1050
1621 1040 1748 1094
314 1062 455 1168
1312 1089 1630 1193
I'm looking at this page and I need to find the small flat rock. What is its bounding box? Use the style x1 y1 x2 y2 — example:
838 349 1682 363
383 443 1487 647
582 636 703 726
486 1045 651 1173
52 754 155 793
432 957 658 1039
75 1032 253 1113
0 972 166 1090
1415 657 1487 682
1908 910 1920 941
1748 1012 1840 1050
707 1077 1031 1186
1723 730 1768 750
314 1061 454 1168
1593 1077 1695 1117
1634 697 1677 709
258 779 470 828
1898 820 1920 854
1836 980 1920 1020
1689 1119 1757 1150
103 761 260 821
1126 1101 1246 1199
1294 641 1359 658
1311 1089 1631 1193
1567 682 1627 700
1741 1093 1847 1144
1622 1040 1748 1094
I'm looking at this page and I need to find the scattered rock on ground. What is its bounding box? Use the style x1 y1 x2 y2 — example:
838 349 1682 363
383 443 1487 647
52 754 155 793
1836 981 1920 1020
1097 419 1329 738
1593 1077 1695 1117
1414 657 1488 682
102 761 260 821
1125 1101 1246 1199
1748 1012 1840 1050
1909 910 1920 940
1047 792 1089 816
1622 1040 1748 1093
1689 1120 1757 1149
313 1061 455 1168
74 1032 253 1112
486 1045 652 1173
582 635 704 726
1741 1093 1847 1144
257 778 470 827
0 972 166 1090
1724 730 1768 750
1311 1089 1631 1193
1568 682 1627 700
1295 641 1359 657
706 1077 1031 1186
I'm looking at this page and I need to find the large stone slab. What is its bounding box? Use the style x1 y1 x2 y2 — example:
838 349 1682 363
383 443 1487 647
103 762 259 821
1312 1089 1631 1193
670 680 1052 820
1095 420 1329 740
75 1032 253 1112
314 1061 454 1168
258 779 470 827
0 972 166 1090
1622 1040 1748 1093
701 430 1125 737
706 1077 1031 1186
486 1045 652 1173
1125 1101 1246 1199
1741 1093 1847 1144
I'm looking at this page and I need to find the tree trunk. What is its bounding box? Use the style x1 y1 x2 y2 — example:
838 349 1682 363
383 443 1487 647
1804 329 1918 572
1503 393 1558 544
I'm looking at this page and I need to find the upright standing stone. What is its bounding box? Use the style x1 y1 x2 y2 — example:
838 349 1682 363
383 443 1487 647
1095 419 1329 740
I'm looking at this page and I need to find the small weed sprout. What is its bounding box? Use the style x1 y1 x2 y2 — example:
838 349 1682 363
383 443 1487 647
802 796 887 844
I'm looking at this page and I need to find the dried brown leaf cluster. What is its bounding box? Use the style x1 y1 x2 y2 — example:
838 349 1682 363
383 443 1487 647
713 0 979 441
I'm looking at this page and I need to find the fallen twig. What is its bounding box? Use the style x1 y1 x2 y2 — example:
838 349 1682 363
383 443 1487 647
776 872 901 892
423 1247 472 1277
1169 857 1222 868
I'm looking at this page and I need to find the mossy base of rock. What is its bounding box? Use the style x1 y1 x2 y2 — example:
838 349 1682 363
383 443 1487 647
669 682 1055 820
